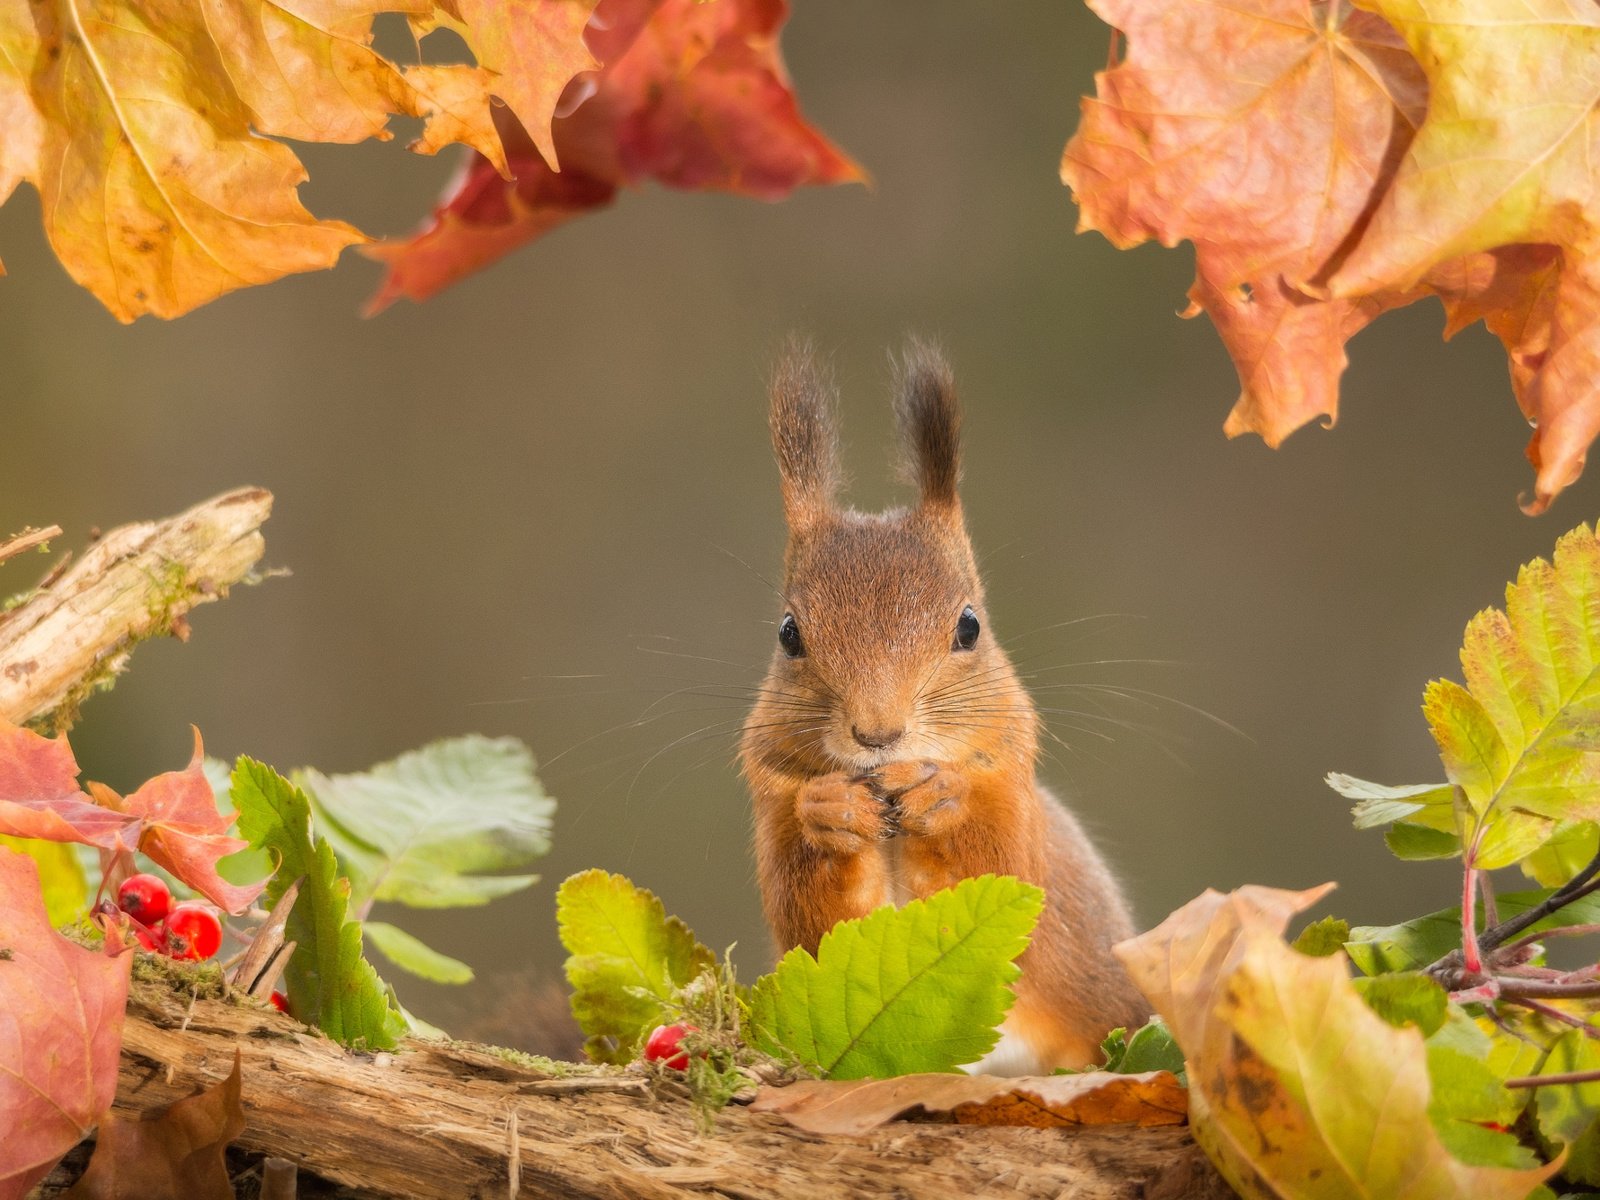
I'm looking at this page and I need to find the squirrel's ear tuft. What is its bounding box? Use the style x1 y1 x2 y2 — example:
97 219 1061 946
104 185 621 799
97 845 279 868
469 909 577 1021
893 336 962 512
770 337 841 531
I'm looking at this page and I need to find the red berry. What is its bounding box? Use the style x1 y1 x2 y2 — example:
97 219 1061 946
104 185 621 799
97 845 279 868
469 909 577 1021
643 1023 696 1070
269 991 289 1013
164 903 223 961
134 923 167 953
116 873 172 926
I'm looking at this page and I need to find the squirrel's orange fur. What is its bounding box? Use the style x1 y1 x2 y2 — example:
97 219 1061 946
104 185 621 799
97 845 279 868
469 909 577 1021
740 340 1148 1073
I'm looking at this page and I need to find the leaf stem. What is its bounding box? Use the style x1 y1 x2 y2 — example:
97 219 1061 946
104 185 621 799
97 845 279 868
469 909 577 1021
1479 848 1600 953
1497 978 1600 1000
1506 1069 1600 1089
1461 862 1483 975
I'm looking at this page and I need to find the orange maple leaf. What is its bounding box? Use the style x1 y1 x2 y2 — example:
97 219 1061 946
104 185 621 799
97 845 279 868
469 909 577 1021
1327 0 1600 513
1064 0 1600 511
1062 0 1429 449
365 0 863 310
0 1 592 320
434 0 603 171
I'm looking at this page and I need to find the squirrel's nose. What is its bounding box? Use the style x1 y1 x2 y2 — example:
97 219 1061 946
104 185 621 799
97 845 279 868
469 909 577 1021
852 725 904 749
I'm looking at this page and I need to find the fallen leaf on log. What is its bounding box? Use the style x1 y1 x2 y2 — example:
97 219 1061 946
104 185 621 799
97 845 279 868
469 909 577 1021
1115 884 1557 1199
750 1070 1187 1136
63 1051 244 1200
0 850 130 1200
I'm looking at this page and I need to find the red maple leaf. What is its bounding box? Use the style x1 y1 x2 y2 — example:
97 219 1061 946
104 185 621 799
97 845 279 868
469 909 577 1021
0 720 136 851
107 730 263 916
365 0 862 310
0 850 131 1199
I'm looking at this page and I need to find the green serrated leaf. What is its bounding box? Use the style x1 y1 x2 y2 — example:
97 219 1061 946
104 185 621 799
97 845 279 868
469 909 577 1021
1535 1027 1600 1185
1356 526 1600 877
1332 527 1600 878
556 869 714 1064
747 874 1043 1080
1426 1030 1528 1167
203 756 273 886
1098 1026 1129 1070
1524 821 1600 888
1116 1017 1186 1083
0 835 87 925
1386 822 1464 860
1291 915 1351 957
364 919 474 985
1346 890 1600 976
301 735 553 913
231 757 407 1051
1353 972 1448 1035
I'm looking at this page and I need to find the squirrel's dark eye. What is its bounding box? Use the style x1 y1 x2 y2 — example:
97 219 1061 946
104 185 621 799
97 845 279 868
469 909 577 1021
953 605 980 652
779 613 805 658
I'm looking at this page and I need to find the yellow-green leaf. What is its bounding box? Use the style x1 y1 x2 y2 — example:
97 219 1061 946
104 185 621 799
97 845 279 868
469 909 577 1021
1338 523 1600 878
1116 883 1557 1199
555 869 714 1064
0 834 86 926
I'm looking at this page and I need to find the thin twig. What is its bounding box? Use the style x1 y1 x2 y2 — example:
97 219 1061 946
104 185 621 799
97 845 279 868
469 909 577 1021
0 525 61 567
230 879 301 996
261 1158 298 1200
1505 997 1600 1035
1500 923 1600 955
1479 847 1600 952
515 1077 650 1097
1497 978 1600 1001
1506 1069 1600 1089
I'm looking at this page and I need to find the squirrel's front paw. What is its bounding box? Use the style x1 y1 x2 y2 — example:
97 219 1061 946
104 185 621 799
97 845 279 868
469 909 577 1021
871 760 969 837
796 773 890 856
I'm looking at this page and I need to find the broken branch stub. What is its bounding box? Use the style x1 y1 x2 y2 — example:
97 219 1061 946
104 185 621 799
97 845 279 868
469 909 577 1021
0 488 274 730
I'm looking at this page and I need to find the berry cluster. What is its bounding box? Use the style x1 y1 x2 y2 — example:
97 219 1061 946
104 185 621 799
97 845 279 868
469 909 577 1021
112 873 222 961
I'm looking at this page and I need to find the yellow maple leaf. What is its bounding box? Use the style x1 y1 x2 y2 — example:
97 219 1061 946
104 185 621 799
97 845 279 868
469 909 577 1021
0 0 579 320
1328 0 1600 513
1116 884 1558 1199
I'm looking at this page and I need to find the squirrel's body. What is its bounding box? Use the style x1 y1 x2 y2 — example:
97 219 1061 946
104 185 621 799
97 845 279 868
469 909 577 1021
740 342 1147 1073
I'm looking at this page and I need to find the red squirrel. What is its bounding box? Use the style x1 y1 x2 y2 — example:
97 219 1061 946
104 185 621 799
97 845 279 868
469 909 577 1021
740 340 1148 1073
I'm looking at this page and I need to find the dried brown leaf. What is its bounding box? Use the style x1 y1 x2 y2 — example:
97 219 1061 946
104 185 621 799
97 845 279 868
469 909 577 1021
750 1070 1187 1137
63 1052 244 1200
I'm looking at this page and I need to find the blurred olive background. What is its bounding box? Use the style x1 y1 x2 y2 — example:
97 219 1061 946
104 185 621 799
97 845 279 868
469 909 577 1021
0 2 1584 1048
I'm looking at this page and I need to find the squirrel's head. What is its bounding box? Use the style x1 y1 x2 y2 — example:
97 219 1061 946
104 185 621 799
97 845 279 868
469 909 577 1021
755 338 1034 775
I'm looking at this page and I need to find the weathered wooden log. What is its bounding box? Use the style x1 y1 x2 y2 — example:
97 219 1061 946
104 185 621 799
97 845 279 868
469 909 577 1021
106 977 1230 1200
0 488 273 730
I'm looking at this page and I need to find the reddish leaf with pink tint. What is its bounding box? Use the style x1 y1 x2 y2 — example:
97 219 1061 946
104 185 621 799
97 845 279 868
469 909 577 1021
366 0 863 310
0 850 131 1200
113 730 263 916
0 720 136 851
